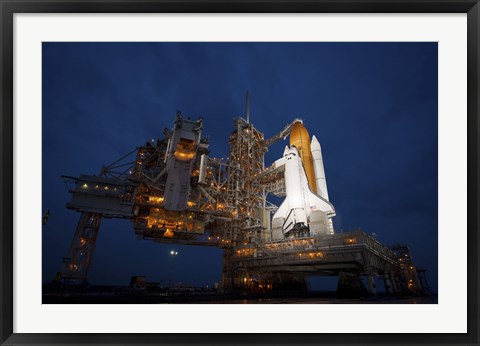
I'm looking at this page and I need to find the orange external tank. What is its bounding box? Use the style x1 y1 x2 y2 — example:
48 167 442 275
289 121 317 193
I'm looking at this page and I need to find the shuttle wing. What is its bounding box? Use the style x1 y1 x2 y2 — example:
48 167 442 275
272 198 289 220
307 191 335 216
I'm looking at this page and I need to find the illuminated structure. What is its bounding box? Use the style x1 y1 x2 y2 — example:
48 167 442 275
271 138 335 240
59 101 427 296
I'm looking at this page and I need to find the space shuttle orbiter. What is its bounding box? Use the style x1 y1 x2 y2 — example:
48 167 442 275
271 121 335 240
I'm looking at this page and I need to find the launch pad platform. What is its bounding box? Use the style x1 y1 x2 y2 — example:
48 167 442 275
55 105 429 297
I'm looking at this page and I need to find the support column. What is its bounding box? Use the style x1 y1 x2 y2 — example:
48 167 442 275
366 274 377 296
383 273 393 294
390 272 400 293
221 248 235 290
60 212 102 285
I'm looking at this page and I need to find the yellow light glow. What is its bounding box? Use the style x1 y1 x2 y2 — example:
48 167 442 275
149 196 164 203
163 230 174 238
346 238 356 244
174 151 195 161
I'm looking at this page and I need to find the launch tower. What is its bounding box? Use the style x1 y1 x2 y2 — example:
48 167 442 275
58 103 426 296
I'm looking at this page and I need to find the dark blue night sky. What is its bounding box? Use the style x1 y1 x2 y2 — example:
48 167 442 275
42 42 438 291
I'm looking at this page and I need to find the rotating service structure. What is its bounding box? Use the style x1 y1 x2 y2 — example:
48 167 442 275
58 106 428 296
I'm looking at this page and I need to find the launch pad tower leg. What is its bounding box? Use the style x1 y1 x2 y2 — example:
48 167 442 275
221 249 235 290
60 212 102 285
366 274 377 296
383 273 393 294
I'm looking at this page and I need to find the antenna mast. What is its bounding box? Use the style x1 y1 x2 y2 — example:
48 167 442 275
246 91 250 124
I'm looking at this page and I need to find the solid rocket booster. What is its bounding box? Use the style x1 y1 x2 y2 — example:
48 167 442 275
271 146 335 240
289 121 317 193
311 135 329 201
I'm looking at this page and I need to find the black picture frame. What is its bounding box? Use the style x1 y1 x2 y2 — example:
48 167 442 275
1 1 478 345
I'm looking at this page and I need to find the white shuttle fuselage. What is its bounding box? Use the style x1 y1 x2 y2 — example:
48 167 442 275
271 146 335 240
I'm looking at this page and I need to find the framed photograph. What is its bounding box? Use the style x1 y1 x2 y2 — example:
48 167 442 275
1 1 478 345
